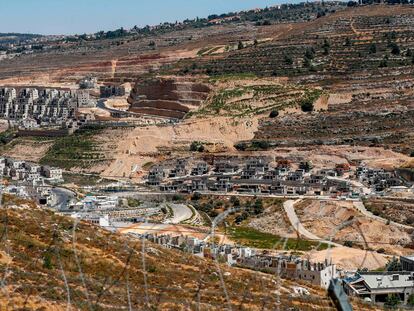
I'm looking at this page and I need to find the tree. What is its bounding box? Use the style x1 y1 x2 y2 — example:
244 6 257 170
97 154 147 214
269 110 279 118
235 214 245 224
385 294 401 309
238 41 244 50
251 141 270 150
43 252 53 269
301 99 314 112
344 38 352 46
254 199 264 215
305 47 315 60
344 240 353 248
322 39 331 55
369 43 377 54
408 294 414 306
190 141 204 152
379 57 388 68
230 196 240 207
191 192 202 201
386 257 402 271
316 10 326 18
284 54 294 65
299 161 313 172
303 56 312 68
390 42 400 55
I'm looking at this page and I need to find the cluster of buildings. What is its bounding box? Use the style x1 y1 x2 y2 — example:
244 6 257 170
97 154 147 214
147 158 355 197
100 85 125 98
0 87 96 128
70 195 119 211
129 231 337 289
344 255 414 306
355 166 405 193
68 196 163 226
0 157 63 185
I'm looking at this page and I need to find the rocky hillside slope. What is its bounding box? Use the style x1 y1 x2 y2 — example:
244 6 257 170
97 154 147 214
0 195 379 310
128 77 211 119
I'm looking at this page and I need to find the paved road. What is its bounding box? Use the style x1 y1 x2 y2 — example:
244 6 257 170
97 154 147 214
283 200 341 247
163 203 193 224
353 201 413 230
97 99 122 114
50 187 77 210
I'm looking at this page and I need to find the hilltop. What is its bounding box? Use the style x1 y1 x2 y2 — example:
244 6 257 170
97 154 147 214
1 4 413 180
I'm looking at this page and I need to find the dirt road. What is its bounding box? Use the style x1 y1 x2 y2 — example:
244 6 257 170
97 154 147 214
283 200 341 247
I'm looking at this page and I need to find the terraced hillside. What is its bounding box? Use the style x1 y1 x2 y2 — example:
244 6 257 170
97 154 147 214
185 5 414 78
0 2 345 87
175 5 414 155
128 77 211 119
255 109 414 153
192 76 325 118
0 195 379 310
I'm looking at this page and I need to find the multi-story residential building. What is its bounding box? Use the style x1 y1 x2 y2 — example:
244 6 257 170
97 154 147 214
100 85 126 98
0 87 80 127
42 166 63 181
77 90 95 108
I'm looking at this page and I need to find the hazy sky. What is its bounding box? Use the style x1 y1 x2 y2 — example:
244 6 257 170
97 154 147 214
0 0 297 35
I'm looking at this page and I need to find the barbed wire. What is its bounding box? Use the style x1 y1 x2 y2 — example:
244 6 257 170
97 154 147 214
1 191 414 310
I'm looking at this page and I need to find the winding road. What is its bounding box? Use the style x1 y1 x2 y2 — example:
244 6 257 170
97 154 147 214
353 201 413 230
283 200 341 247
50 187 77 210
163 203 194 224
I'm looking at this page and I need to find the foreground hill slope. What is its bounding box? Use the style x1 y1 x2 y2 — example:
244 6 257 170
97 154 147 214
0 195 379 310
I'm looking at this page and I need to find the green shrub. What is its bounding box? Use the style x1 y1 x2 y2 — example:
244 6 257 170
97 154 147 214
301 100 314 112
269 110 279 118
190 141 204 152
344 240 353 248
385 293 401 309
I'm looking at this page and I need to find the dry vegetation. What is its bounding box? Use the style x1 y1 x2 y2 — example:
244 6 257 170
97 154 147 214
0 195 379 310
364 198 414 226
295 199 414 256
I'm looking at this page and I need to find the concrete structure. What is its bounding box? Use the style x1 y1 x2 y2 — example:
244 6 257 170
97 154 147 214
401 255 414 272
0 87 79 127
344 272 414 305
42 166 63 181
77 90 96 108
100 85 125 98
239 255 337 289
79 76 97 89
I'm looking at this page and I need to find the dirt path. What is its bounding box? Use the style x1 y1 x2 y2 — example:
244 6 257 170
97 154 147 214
350 18 361 35
353 201 413 230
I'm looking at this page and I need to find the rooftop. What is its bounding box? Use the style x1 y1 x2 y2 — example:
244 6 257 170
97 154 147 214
359 272 414 290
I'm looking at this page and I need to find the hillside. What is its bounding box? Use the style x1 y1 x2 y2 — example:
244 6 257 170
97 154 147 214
0 195 379 310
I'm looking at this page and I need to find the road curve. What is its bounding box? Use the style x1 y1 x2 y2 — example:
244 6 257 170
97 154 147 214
283 200 341 247
353 201 413 230
163 204 193 224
